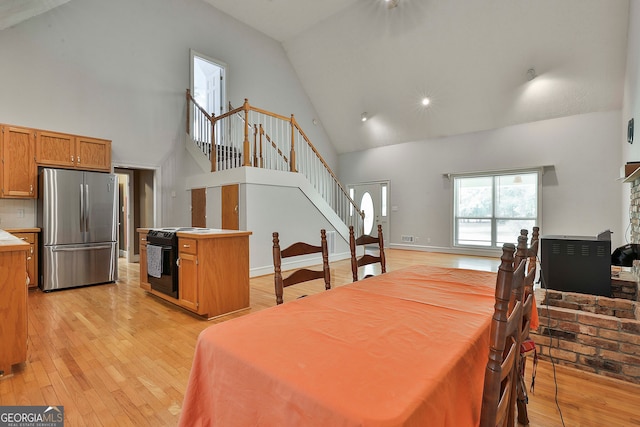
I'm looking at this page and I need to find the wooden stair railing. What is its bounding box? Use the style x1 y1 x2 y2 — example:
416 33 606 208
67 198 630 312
186 90 364 231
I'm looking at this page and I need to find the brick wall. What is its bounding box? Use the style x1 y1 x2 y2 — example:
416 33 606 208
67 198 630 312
529 178 640 383
531 289 640 383
631 177 640 244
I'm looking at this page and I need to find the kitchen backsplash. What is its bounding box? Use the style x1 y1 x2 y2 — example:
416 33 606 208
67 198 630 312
0 199 37 229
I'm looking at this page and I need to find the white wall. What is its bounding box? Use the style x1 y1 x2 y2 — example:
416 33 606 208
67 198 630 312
185 167 351 275
0 0 336 227
245 184 350 276
339 110 623 253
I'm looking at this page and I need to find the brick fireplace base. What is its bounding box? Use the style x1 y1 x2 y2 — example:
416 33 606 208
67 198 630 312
531 274 640 384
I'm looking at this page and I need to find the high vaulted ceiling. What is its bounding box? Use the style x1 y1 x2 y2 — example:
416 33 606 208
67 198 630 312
206 0 629 154
2 0 630 154
0 0 69 31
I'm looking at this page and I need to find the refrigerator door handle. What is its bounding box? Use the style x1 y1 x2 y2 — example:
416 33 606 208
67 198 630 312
51 244 114 252
85 184 90 233
80 183 85 233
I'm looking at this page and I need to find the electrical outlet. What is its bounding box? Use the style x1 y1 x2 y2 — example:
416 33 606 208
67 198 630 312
17 209 24 218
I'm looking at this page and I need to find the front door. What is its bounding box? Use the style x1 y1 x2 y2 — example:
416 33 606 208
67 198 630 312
350 182 389 241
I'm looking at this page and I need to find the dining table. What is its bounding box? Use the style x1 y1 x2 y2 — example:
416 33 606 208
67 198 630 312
178 265 505 426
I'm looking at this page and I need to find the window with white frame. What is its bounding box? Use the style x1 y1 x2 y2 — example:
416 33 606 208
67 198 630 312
453 170 540 248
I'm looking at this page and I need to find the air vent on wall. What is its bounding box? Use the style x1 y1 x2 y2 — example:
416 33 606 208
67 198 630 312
401 235 415 243
326 230 336 254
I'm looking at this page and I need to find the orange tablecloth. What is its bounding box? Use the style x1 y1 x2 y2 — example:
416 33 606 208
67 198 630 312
178 265 498 427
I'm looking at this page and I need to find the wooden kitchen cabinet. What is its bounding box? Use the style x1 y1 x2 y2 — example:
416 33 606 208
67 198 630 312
1 125 37 198
36 131 76 168
36 131 111 172
76 136 111 171
139 229 251 319
178 238 199 312
10 232 38 289
176 231 251 318
0 231 29 376
0 122 112 200
139 230 150 291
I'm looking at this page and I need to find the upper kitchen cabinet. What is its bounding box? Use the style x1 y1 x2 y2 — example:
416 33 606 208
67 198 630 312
36 131 111 172
75 136 111 171
36 131 76 168
1 126 37 198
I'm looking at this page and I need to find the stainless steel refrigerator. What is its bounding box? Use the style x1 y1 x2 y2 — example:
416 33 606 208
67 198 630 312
37 168 118 291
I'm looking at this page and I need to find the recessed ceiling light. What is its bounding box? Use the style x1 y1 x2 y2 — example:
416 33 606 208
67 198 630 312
421 97 431 106
385 0 399 9
361 112 368 122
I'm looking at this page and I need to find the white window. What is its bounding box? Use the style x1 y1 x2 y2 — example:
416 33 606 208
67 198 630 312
453 171 539 248
190 50 226 145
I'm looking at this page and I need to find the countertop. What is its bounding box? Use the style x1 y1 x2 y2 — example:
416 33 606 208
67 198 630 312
3 228 41 233
0 230 30 252
138 227 252 239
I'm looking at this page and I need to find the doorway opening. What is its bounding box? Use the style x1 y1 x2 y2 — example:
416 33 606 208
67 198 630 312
114 167 156 263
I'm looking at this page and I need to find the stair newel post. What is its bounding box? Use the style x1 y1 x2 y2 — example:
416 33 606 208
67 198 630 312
186 89 191 137
211 113 217 172
290 114 297 172
252 124 258 167
259 124 265 168
243 98 251 166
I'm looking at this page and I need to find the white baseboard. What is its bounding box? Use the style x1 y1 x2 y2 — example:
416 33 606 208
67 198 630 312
388 243 501 258
250 251 351 278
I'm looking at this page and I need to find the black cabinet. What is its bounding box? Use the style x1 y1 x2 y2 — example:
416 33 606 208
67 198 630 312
541 235 611 297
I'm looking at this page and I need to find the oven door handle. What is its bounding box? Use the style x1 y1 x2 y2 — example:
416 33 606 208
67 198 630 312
146 243 173 250
176 257 180 267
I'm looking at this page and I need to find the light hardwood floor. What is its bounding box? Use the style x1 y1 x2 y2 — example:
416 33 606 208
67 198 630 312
1 249 639 426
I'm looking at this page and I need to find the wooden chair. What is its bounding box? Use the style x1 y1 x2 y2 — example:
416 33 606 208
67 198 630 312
480 243 526 427
272 229 331 305
348 224 386 281
516 227 540 425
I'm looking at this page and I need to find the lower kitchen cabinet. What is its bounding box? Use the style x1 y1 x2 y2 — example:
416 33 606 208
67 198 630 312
178 240 199 312
0 232 29 376
139 230 150 291
138 228 251 319
175 231 251 318
10 232 38 289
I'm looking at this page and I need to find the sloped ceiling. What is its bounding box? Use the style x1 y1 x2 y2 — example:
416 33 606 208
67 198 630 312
2 0 630 154
0 0 69 31
205 0 630 154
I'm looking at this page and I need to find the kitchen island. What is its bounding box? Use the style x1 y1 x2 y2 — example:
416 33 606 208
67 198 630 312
138 228 251 319
0 230 29 376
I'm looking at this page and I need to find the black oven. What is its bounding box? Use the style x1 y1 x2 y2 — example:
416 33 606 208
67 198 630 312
146 229 180 299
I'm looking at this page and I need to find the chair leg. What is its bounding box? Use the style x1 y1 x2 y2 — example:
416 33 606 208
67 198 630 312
517 356 530 426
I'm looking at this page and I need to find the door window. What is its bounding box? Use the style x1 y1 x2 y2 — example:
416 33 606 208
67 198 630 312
361 192 374 235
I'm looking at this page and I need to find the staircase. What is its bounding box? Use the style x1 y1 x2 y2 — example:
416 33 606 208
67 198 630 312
186 90 364 236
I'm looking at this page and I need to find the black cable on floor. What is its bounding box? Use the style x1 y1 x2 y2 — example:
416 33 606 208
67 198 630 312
537 259 566 427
